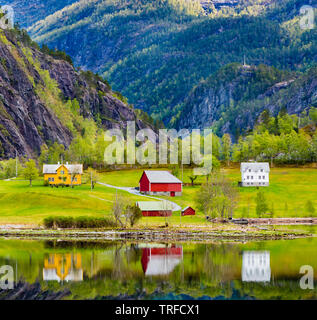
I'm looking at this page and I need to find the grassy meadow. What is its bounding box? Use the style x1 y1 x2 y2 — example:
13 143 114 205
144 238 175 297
100 167 317 219
0 166 316 226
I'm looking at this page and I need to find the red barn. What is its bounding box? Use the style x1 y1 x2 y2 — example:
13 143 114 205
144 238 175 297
139 170 182 196
181 206 196 216
141 245 183 276
136 201 173 217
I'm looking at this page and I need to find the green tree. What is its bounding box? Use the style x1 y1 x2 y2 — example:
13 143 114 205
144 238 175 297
125 205 142 227
305 200 315 217
23 160 38 187
255 190 268 218
222 134 232 166
309 107 317 125
196 172 238 220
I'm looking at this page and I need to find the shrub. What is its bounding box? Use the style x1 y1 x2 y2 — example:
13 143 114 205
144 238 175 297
43 216 55 228
43 216 118 229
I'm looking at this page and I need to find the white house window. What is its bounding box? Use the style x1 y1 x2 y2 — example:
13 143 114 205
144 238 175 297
249 169 251 172
247 176 249 179
263 176 265 179
261 169 263 172
259 176 261 179
61 170 65 175
251 176 253 179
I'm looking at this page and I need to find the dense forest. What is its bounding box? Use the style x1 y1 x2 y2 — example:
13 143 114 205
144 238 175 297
10 0 315 130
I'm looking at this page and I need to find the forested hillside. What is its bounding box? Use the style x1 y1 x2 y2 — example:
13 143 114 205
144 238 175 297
177 63 317 137
15 0 315 128
0 26 152 159
0 0 316 137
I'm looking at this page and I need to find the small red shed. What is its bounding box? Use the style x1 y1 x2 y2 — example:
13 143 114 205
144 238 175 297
139 170 182 196
136 201 173 217
181 206 195 216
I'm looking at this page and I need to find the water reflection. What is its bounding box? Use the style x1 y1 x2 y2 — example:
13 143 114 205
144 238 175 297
43 253 83 282
242 251 271 283
0 237 316 300
139 244 183 276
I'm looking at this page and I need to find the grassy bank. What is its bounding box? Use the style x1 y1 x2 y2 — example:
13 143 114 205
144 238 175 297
0 224 310 242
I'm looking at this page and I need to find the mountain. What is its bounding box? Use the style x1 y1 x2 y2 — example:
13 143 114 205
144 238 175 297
2 0 316 133
21 0 316 126
176 63 317 137
0 27 151 159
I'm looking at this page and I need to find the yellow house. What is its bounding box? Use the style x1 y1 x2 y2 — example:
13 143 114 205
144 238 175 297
43 162 83 186
43 253 83 282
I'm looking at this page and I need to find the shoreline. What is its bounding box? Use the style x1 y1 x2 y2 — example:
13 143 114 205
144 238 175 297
0 224 312 242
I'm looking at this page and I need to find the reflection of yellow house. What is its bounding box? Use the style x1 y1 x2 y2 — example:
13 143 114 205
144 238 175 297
43 162 83 186
43 253 83 282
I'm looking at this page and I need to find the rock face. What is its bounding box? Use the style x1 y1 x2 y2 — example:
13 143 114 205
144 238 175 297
177 64 317 137
0 29 150 159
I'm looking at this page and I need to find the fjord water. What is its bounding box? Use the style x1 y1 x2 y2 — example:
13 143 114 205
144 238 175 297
0 235 316 300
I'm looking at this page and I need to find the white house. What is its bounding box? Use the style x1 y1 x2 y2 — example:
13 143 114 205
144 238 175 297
242 251 271 282
240 162 270 187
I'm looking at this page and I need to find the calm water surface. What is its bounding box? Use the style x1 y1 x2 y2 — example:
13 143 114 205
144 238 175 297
0 232 316 300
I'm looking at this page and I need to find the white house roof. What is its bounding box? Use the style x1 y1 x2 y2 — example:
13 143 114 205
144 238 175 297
142 170 182 183
240 162 270 173
43 164 83 174
136 201 174 211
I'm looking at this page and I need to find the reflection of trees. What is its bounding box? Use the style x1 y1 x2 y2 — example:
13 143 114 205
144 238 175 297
112 243 124 280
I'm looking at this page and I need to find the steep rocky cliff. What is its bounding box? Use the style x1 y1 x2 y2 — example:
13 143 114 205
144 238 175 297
0 28 150 159
177 63 317 137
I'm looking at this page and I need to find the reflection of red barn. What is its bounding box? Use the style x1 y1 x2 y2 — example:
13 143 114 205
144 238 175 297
139 171 182 197
136 201 173 217
181 206 195 216
141 245 183 276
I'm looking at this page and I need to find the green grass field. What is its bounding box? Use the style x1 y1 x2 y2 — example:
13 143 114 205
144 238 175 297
0 179 147 225
100 167 317 219
0 167 316 225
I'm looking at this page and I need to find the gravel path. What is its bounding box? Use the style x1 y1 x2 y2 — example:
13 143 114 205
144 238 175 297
97 182 182 211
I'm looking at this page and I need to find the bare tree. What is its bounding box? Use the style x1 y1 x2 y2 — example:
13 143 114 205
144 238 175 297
85 167 99 190
112 191 127 228
188 175 198 186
